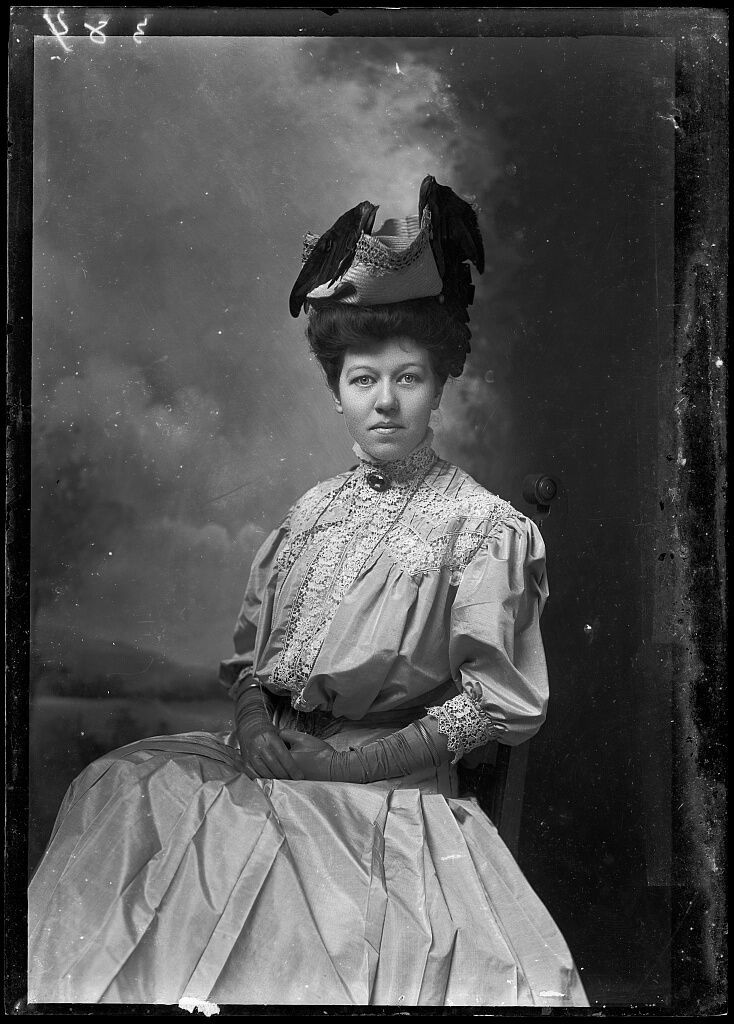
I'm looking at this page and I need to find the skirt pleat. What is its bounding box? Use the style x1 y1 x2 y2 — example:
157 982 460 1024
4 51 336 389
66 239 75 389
28 731 588 1007
451 800 588 1006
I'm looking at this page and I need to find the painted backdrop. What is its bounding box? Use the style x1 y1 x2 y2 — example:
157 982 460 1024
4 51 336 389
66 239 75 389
31 33 674 1005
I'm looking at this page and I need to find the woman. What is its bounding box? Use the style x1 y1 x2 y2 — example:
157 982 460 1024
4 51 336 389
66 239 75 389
28 179 588 1007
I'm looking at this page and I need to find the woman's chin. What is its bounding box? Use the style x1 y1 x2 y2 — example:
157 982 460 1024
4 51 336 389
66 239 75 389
359 433 415 462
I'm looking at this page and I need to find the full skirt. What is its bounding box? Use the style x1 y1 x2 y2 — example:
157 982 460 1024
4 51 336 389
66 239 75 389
28 730 588 1006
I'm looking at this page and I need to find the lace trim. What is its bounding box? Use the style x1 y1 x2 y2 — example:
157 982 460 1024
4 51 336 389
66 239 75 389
382 467 520 579
384 524 489 582
348 229 432 278
275 479 347 574
301 210 433 278
275 442 437 576
270 451 522 709
355 442 436 485
397 477 519 536
276 522 333 576
426 692 501 765
271 455 435 708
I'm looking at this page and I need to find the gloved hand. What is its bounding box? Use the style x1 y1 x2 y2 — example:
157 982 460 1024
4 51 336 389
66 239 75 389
281 717 448 783
234 682 304 781
278 730 334 780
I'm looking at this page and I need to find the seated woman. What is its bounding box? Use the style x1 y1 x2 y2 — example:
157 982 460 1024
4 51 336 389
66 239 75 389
28 178 588 1007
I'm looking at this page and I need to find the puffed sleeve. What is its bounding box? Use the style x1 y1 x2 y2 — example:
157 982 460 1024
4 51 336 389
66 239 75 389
427 516 549 762
217 517 290 697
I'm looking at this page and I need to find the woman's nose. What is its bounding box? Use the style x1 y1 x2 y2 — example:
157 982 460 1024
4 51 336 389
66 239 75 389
374 381 398 411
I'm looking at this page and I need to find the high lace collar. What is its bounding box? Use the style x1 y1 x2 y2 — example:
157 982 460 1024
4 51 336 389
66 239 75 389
352 429 436 487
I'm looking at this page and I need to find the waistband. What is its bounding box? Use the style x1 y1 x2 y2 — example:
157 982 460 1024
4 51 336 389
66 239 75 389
271 680 456 738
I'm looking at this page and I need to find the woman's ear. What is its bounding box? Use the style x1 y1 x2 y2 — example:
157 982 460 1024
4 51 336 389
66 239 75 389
431 381 444 410
332 389 343 414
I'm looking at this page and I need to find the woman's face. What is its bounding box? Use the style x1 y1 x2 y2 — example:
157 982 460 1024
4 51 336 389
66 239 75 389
334 336 443 462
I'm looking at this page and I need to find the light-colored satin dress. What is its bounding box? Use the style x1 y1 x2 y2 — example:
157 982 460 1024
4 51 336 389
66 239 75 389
28 441 588 1007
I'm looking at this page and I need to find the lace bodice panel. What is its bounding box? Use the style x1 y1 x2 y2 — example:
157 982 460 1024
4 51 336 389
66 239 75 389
220 443 549 757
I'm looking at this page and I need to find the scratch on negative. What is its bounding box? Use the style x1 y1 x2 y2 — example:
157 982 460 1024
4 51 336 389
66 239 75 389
178 997 221 1016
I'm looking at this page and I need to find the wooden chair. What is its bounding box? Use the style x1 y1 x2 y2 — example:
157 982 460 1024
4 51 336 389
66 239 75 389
458 743 530 858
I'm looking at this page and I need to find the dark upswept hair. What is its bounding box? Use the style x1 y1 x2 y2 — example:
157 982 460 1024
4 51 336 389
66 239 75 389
306 299 472 393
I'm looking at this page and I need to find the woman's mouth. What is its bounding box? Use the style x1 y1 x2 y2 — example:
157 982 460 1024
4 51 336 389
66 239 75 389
371 423 403 433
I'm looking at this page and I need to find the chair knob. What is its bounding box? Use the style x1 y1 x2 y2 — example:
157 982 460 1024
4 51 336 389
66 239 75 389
522 474 558 507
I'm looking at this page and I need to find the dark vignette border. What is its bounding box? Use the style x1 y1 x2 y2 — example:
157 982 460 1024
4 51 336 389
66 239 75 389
6 6 727 1017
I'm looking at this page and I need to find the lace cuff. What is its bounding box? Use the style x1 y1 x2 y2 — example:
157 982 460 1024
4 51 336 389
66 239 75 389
426 692 500 765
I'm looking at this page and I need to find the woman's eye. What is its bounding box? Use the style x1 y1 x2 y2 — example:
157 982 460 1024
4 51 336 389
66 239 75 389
400 373 418 384
353 376 373 386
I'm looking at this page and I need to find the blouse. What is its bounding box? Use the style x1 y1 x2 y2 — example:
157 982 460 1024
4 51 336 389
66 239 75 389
219 437 549 762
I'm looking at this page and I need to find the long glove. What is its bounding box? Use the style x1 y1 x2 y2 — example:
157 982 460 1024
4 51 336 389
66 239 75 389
233 679 304 780
282 717 446 783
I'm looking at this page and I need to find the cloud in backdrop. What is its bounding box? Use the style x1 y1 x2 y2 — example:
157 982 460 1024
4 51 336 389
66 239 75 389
32 36 515 671
32 34 671 675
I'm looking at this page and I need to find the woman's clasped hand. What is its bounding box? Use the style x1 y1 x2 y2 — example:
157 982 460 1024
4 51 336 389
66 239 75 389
280 730 336 781
234 683 305 780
